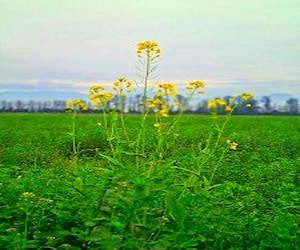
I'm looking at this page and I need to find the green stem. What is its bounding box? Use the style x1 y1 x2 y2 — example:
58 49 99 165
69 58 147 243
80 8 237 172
22 207 29 250
167 89 196 134
101 101 108 129
100 101 116 156
142 51 151 113
120 113 129 140
136 49 152 167
72 111 77 155
214 103 238 147
135 112 148 167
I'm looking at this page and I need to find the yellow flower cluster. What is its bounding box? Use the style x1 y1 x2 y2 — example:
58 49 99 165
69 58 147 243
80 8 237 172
148 98 164 109
157 83 177 96
207 98 227 109
173 98 182 107
156 105 169 118
186 80 205 94
224 105 233 112
207 98 234 112
148 98 172 119
21 192 36 198
89 85 113 107
153 103 169 130
137 40 160 57
66 99 88 111
148 82 184 119
90 85 105 92
226 139 238 150
112 77 133 97
153 122 162 129
241 93 254 101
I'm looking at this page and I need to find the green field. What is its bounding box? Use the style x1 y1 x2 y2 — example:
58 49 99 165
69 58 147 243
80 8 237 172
0 114 299 249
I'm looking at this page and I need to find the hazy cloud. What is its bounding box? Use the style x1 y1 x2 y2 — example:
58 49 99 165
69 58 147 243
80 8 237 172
0 0 299 97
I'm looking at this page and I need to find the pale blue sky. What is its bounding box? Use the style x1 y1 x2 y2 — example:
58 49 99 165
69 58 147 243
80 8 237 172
0 0 299 97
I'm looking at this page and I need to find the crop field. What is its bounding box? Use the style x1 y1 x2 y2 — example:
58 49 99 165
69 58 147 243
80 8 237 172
0 113 299 249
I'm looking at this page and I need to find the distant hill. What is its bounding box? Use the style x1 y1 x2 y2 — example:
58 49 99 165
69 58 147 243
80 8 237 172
268 93 297 104
0 91 88 101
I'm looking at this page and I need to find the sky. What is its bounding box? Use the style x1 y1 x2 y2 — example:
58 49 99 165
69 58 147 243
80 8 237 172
1 0 300 98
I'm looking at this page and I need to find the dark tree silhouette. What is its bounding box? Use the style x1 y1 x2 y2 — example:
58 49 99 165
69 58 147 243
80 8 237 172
261 96 272 113
0 95 298 115
286 98 299 114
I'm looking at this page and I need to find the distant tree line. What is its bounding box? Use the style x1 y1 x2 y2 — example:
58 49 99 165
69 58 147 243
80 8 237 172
0 95 299 115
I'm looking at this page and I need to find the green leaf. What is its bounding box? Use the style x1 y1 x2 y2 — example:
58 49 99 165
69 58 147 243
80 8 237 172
179 239 199 248
98 153 124 167
84 221 96 227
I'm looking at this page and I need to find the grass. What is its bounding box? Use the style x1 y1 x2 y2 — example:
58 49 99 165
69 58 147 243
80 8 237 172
0 113 299 249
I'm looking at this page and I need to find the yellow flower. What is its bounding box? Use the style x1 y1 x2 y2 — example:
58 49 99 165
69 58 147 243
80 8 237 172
215 98 227 106
157 110 168 117
126 81 133 88
227 139 238 150
90 94 100 102
136 40 160 57
230 142 238 150
90 85 105 93
103 92 113 102
156 106 169 117
186 80 205 89
113 81 120 87
21 192 36 198
246 103 252 108
88 82 116 106
207 98 227 109
111 77 133 98
158 83 175 90
152 98 163 105
225 105 232 112
241 93 254 101
153 122 162 128
207 100 217 109
148 103 156 109
158 83 177 96
169 90 177 96
66 100 88 111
